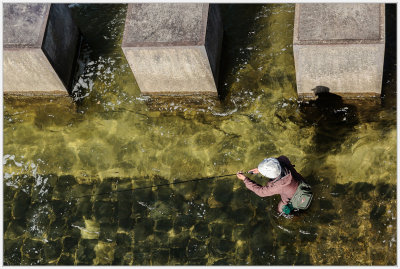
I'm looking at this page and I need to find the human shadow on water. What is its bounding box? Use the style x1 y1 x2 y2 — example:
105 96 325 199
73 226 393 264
300 86 359 155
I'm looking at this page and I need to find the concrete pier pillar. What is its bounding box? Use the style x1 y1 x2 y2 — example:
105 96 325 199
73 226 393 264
3 3 80 96
121 3 223 96
293 4 385 99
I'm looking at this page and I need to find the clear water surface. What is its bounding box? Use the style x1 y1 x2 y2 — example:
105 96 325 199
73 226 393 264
3 4 396 265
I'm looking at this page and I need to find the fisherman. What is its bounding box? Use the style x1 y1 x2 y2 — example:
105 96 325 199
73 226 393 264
237 156 312 216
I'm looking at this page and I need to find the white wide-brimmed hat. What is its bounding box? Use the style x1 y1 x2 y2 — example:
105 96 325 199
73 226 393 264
258 158 281 179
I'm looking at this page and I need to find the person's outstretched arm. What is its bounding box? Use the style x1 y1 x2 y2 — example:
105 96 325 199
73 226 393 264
237 172 277 197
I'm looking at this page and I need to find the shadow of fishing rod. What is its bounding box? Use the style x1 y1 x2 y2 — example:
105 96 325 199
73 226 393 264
73 172 254 200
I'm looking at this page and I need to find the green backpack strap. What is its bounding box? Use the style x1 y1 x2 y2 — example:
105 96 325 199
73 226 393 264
290 181 313 210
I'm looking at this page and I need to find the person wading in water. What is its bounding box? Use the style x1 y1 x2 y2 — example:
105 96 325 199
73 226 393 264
237 156 313 216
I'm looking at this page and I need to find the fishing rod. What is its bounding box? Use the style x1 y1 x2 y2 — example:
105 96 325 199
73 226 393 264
74 172 254 199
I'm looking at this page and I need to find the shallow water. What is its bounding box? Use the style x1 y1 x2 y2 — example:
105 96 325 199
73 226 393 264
3 4 396 265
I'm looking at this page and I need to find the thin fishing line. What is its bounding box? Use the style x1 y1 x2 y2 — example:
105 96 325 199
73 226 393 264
74 173 245 199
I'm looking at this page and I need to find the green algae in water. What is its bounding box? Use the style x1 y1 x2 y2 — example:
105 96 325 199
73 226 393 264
3 3 396 266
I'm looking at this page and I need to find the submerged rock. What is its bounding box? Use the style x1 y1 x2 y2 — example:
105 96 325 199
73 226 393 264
76 239 98 265
132 251 151 265
12 191 31 220
175 214 196 229
169 247 187 265
93 201 116 224
5 219 27 239
187 238 207 259
116 233 132 248
193 221 210 240
208 238 234 256
63 236 79 251
22 238 44 259
213 181 233 204
57 254 75 265
48 218 67 240
133 218 154 242
43 239 62 261
151 249 170 265
155 218 173 232
3 238 23 265
99 223 118 242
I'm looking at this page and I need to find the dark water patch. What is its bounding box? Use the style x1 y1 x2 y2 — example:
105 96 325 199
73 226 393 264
63 236 79 252
231 187 251 208
151 249 170 265
4 238 23 265
232 207 254 223
319 199 334 210
330 182 350 197
218 4 264 100
208 237 235 257
208 206 234 223
233 224 251 241
13 190 31 220
156 187 174 202
116 233 132 248
99 223 118 242
50 199 71 220
43 239 62 261
94 178 114 199
74 196 93 219
193 221 210 240
48 218 67 240
4 202 12 223
52 175 76 200
187 238 207 259
210 222 224 238
5 219 27 240
94 200 117 224
175 214 196 229
132 187 156 204
22 238 44 260
294 251 311 265
299 227 318 243
170 230 190 248
118 215 134 231
370 204 386 221
132 251 151 265
76 239 97 265
187 258 208 265
154 231 170 248
213 258 230 265
353 182 375 200
169 247 187 264
113 248 132 265
133 218 154 242
155 218 173 232
249 220 273 250
377 182 395 200
213 181 234 203
71 183 94 200
58 254 75 265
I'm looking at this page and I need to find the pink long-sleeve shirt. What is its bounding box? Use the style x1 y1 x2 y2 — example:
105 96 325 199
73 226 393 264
243 156 302 207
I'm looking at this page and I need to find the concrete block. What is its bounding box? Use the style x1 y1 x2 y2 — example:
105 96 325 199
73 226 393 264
293 4 385 98
122 3 223 95
3 3 80 96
